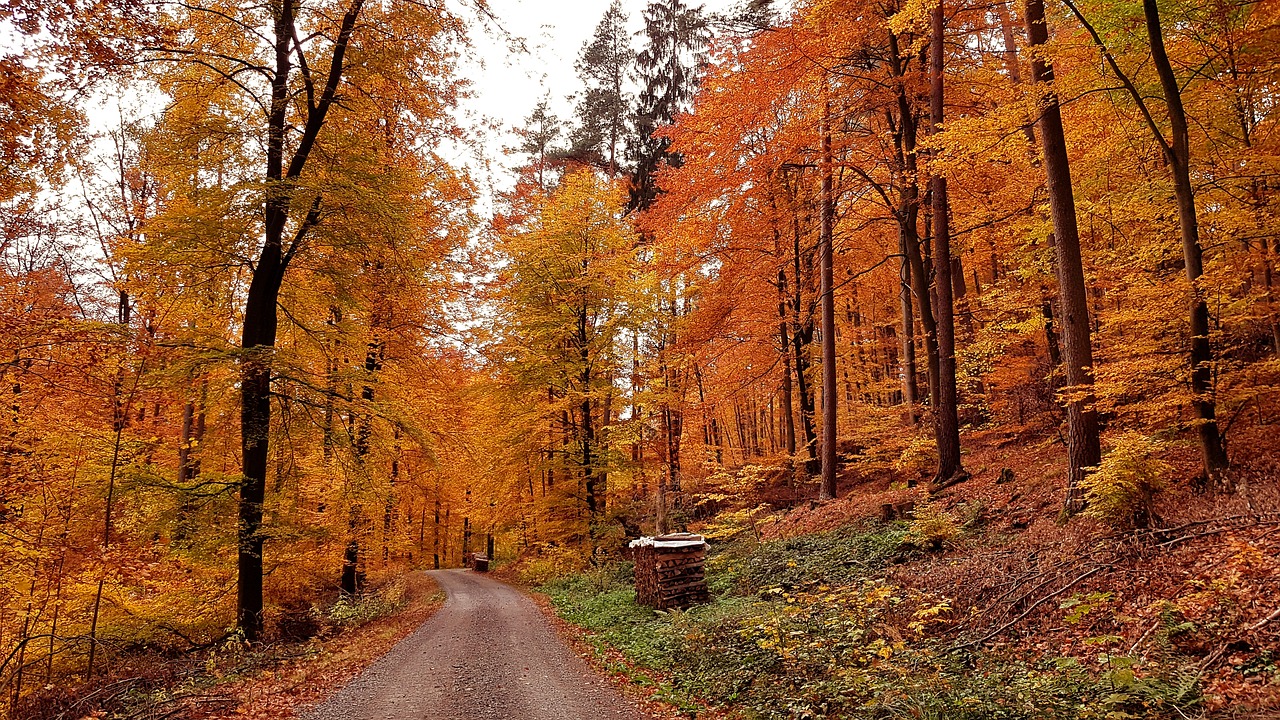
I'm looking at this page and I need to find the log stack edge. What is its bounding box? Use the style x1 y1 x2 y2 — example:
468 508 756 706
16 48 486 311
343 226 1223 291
630 533 709 610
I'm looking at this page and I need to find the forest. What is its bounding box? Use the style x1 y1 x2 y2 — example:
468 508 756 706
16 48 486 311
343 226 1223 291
1 0 1278 717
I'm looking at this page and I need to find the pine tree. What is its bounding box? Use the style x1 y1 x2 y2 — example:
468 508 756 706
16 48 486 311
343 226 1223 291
568 0 633 176
517 100 562 190
629 0 710 211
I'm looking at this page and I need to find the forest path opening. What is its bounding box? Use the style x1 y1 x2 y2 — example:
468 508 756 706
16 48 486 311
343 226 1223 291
307 569 652 720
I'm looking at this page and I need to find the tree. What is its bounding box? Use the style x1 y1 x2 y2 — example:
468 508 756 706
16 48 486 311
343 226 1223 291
629 0 710 211
1062 0 1230 485
144 0 472 643
818 97 838 500
927 0 968 488
493 170 641 527
569 0 634 176
1023 0 1101 512
518 100 563 190
236 0 366 643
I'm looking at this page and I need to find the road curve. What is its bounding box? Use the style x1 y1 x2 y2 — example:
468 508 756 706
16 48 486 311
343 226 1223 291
306 569 653 720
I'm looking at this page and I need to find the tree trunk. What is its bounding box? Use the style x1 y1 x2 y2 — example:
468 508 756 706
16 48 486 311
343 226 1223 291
898 231 920 423
1140 0 1229 484
581 306 598 515
997 0 1040 147
238 255 281 638
237 0 364 642
1025 0 1101 512
790 205 819 473
179 400 195 482
819 99 838 501
778 268 798 454
888 31 940 417
929 0 967 487
1266 247 1280 354
433 498 441 569
1042 299 1062 368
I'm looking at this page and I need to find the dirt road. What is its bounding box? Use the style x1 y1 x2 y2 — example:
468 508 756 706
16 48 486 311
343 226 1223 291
307 569 653 720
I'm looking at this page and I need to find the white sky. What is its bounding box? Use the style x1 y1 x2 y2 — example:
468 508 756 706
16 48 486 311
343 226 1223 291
71 2 752 229
451 0 745 201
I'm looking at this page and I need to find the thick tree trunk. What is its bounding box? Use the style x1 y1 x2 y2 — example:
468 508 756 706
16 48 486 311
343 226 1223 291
238 254 282 639
819 100 838 501
1142 0 1229 485
340 515 362 596
929 0 967 487
1025 0 1101 512
237 0 364 642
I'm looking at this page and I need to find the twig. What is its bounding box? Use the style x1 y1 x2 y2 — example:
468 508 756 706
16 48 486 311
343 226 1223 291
1248 607 1280 633
1128 620 1161 655
1157 519 1280 549
954 565 1108 650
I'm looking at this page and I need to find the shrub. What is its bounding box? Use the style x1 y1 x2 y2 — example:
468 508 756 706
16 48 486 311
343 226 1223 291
513 543 589 586
1080 433 1170 529
894 435 939 481
714 521 911 594
907 498 961 550
327 577 406 626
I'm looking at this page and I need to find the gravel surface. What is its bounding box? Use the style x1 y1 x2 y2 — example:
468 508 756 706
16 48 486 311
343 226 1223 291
306 569 653 720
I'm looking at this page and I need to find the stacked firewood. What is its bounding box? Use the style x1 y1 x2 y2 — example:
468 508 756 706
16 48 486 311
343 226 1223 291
630 533 709 609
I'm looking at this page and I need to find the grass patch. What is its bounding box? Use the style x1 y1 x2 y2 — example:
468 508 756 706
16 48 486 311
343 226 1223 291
542 522 1201 720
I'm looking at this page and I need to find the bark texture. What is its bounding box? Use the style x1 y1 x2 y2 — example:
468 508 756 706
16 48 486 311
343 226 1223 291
928 0 967 487
1025 0 1101 513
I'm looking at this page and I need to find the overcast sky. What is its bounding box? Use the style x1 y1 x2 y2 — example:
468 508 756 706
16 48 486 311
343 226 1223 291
76 2 752 221
451 0 744 200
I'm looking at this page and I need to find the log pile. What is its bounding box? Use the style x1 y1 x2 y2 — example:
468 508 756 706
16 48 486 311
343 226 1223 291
630 533 709 609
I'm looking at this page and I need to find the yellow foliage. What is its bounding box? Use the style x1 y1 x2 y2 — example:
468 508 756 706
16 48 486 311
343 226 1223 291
1081 433 1171 529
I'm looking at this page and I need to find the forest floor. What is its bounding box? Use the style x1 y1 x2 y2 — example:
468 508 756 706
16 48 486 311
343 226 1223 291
527 424 1280 719
25 573 446 720
172 572 447 720
305 569 653 720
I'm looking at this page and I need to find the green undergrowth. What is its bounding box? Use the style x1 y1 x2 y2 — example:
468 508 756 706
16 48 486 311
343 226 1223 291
541 521 1200 720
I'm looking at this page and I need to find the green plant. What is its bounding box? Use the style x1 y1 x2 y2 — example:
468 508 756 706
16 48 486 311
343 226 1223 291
327 578 406 626
540 527 1211 720
712 521 911 594
1080 433 1170 529
1060 591 1114 625
907 499 961 550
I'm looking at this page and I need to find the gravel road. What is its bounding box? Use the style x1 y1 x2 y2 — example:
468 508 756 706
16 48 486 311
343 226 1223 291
306 569 653 720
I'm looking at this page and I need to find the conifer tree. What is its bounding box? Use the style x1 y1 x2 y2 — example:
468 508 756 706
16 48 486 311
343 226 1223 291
629 0 710 211
568 0 634 176
518 100 562 190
